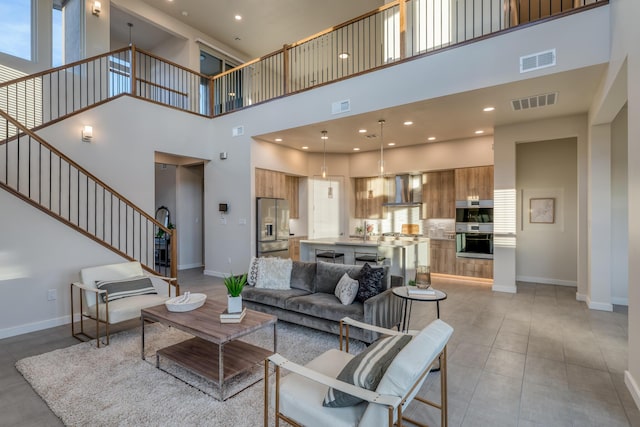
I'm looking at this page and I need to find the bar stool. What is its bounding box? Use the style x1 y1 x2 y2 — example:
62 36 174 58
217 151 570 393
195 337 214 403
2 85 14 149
354 251 386 265
315 249 345 263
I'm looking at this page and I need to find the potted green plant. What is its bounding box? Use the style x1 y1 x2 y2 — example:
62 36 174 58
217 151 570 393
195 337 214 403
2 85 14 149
224 273 247 313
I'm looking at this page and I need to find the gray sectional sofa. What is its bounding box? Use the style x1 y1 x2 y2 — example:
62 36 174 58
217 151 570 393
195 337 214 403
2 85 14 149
242 260 403 343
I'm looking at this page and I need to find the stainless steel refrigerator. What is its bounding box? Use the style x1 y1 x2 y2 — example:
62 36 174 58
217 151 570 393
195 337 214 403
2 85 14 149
256 197 290 258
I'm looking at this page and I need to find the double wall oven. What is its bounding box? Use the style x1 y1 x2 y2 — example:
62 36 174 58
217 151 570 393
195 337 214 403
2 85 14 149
455 200 493 259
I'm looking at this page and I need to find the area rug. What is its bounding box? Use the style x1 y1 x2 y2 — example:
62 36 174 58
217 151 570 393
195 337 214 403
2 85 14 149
16 322 365 426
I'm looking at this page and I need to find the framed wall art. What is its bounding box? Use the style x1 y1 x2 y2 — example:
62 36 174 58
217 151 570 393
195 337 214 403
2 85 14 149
529 198 555 224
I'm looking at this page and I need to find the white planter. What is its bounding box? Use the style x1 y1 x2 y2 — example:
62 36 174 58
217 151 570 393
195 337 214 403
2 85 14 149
227 295 243 313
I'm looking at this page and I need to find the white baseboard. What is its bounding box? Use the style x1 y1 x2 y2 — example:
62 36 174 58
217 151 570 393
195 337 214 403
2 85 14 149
625 371 640 411
178 263 203 270
611 296 629 306
203 269 225 278
492 284 517 293
516 275 577 287
0 314 71 340
586 295 613 312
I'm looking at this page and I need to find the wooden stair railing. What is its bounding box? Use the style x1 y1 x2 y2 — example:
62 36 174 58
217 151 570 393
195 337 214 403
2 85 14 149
0 108 176 278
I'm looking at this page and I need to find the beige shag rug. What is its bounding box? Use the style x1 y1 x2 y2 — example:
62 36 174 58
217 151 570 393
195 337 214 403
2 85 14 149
16 321 365 426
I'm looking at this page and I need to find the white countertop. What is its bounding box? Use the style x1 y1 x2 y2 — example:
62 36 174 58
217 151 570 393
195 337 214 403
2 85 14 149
300 237 428 247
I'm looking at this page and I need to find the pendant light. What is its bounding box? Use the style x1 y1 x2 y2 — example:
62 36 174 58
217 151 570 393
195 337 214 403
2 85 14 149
378 119 385 177
321 130 328 179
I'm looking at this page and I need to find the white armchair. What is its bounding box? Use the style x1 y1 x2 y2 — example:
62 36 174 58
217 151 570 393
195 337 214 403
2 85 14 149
265 317 453 427
70 261 179 347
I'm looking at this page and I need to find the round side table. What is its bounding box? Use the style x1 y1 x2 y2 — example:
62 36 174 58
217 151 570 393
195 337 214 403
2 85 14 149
392 286 447 332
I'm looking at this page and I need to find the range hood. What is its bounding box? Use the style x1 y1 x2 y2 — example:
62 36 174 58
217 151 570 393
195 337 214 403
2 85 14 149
383 174 422 206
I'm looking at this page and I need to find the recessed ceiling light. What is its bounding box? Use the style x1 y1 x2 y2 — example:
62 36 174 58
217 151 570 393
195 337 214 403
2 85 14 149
358 129 367 133
181 10 188 16
235 14 242 20
338 52 349 59
483 106 495 112
427 136 436 141
388 142 396 146
275 138 282 142
475 130 484 134
228 92 236 97
403 121 413 126
302 146 309 150
353 148 360 151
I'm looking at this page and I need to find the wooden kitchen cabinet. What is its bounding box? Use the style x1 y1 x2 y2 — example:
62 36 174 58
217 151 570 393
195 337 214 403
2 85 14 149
255 168 286 199
354 177 385 219
455 166 494 200
455 257 493 279
285 175 299 219
422 170 455 219
288 236 306 261
430 239 456 275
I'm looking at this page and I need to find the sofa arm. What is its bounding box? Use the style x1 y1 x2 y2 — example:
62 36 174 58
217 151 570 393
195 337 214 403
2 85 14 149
363 288 403 333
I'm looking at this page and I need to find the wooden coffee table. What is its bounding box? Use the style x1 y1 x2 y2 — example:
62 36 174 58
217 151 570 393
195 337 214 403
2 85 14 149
141 298 277 400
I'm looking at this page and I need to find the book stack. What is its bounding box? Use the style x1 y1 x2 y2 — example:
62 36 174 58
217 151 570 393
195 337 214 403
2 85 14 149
408 288 436 296
220 308 246 323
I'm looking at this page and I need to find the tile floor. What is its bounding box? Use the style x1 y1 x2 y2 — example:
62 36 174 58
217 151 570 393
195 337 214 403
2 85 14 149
0 270 638 426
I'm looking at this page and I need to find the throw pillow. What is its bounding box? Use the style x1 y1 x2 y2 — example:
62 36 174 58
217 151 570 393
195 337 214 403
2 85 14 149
334 273 359 305
355 263 385 302
95 276 156 302
247 257 259 286
323 334 412 407
255 257 293 290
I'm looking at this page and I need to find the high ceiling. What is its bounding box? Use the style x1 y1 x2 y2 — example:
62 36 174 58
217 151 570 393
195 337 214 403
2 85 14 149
110 1 606 154
136 0 383 59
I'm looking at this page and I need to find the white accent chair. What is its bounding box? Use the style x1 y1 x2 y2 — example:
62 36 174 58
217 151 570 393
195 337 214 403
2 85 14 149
265 317 453 427
70 261 179 347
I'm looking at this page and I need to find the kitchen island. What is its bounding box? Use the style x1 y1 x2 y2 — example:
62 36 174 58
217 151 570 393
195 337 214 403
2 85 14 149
299 237 429 284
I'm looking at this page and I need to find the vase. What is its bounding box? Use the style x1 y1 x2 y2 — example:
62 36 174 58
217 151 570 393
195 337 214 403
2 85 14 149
227 295 243 313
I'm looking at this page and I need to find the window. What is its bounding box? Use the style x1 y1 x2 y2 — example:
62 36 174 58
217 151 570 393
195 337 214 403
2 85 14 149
0 0 32 60
52 5 63 67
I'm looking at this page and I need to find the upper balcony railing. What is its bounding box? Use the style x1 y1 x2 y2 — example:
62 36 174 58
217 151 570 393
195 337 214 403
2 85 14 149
0 0 607 133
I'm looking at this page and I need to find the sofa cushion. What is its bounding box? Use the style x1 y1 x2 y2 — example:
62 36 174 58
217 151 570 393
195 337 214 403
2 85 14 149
334 273 359 305
323 334 412 407
286 293 364 322
289 261 316 293
314 261 363 295
256 257 292 289
96 276 157 302
242 286 310 309
355 263 386 302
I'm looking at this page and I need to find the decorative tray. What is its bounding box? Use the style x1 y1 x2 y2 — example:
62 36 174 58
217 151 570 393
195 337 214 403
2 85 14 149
165 292 207 312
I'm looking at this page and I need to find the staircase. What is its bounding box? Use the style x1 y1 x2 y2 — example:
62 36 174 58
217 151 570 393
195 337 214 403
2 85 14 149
0 47 177 278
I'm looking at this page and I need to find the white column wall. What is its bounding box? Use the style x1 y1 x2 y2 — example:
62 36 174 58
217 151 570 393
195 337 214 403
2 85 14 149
586 124 612 311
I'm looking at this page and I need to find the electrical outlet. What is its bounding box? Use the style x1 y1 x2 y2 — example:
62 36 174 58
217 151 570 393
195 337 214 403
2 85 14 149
238 218 247 225
47 289 57 301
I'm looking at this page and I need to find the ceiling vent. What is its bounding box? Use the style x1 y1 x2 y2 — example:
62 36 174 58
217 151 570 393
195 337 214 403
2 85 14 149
520 49 556 73
511 92 558 111
331 99 351 115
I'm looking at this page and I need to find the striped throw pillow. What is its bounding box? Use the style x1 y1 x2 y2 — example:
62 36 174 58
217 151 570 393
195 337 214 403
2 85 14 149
95 276 157 302
323 334 412 407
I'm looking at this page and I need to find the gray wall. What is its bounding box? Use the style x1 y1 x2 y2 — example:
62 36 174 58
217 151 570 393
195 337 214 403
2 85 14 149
610 105 628 305
516 138 578 285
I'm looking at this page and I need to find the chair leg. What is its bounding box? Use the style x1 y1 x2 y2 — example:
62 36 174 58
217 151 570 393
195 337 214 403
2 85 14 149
441 346 448 427
264 359 269 427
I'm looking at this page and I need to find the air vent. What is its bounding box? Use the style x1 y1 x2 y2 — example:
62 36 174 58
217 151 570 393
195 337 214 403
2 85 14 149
331 99 351 114
232 125 244 137
520 49 556 73
511 92 558 111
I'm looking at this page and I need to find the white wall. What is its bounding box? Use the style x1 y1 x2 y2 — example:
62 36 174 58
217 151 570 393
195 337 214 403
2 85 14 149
176 164 204 269
610 105 628 305
516 138 577 286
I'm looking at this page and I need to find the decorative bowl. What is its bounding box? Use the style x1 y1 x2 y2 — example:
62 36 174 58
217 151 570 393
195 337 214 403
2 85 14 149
165 293 207 312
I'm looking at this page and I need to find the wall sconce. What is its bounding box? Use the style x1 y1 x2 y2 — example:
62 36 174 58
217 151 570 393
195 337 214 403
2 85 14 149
92 1 102 16
82 125 93 142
